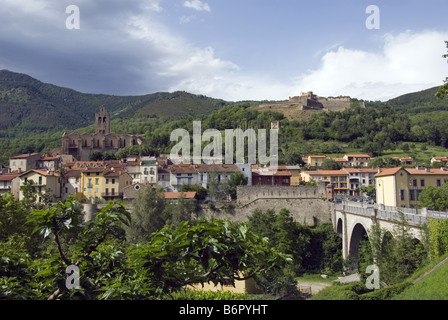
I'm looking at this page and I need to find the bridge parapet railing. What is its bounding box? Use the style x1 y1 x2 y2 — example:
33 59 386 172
427 210 448 220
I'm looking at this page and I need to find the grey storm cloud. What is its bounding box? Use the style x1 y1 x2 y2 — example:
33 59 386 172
0 0 183 95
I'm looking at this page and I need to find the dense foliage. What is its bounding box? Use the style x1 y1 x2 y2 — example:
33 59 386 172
0 191 291 300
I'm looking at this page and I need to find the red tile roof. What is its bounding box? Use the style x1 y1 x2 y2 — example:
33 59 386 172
9 153 40 159
164 192 197 199
374 167 403 177
302 170 348 176
0 173 19 181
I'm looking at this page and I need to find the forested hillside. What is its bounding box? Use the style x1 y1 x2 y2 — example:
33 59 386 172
1 70 448 167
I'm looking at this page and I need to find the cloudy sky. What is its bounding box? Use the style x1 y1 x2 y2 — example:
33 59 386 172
1 0 448 101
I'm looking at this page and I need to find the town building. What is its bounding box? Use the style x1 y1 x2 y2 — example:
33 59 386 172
431 156 448 166
343 154 371 167
61 169 82 200
61 106 145 161
251 166 291 186
375 167 448 208
300 170 349 196
306 155 328 168
0 173 19 196
342 168 377 197
17 169 61 202
9 153 42 172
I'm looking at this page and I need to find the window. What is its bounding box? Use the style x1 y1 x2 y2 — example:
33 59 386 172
150 168 155 175
106 179 109 184
112 179 115 184
420 179 425 187
94 188 98 193
400 189 405 201
38 177 42 185
88 188 91 194
437 179 442 187
409 190 415 201
105 188 109 195
95 178 99 185
412 179 417 187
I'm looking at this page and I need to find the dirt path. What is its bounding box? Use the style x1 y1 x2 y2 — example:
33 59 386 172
297 281 331 296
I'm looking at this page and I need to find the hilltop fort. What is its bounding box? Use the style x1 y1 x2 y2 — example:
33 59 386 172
255 91 363 120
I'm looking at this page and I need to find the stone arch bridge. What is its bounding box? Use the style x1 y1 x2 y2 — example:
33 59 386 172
333 201 448 263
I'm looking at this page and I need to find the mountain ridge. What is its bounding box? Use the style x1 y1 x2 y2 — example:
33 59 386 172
0 70 230 131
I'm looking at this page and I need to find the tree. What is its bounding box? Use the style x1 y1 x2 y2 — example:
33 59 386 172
126 186 167 244
6 197 290 300
88 151 103 161
368 157 401 169
179 184 208 201
26 198 131 300
418 183 448 211
358 185 376 199
436 41 448 100
226 172 248 200
321 158 343 170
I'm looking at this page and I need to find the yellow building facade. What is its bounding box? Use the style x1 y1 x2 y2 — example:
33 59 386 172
80 167 105 203
375 167 448 208
79 166 133 203
307 155 327 168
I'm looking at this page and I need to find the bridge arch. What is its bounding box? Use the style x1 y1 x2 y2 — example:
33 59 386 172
348 222 370 269
336 218 343 236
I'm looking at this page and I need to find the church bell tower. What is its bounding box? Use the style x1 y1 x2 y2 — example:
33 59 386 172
95 106 110 134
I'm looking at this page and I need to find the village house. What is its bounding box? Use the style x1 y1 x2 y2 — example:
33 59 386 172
431 156 448 166
342 168 377 197
300 170 349 196
61 169 82 200
251 165 292 186
375 167 448 208
343 154 371 167
17 169 61 202
0 172 19 197
393 157 414 166
36 156 62 171
306 155 328 168
9 153 42 172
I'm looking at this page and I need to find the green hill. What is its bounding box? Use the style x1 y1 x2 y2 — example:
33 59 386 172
392 255 448 300
0 70 229 131
368 86 448 114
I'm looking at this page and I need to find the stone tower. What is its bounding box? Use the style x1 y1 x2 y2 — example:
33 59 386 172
95 106 110 134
